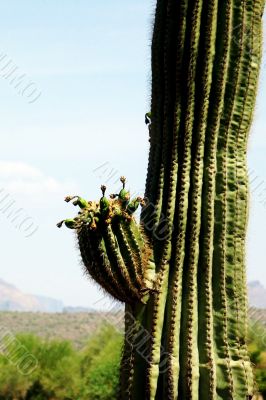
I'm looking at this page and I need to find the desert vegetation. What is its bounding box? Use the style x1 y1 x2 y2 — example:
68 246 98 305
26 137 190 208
0 318 266 399
0 324 121 400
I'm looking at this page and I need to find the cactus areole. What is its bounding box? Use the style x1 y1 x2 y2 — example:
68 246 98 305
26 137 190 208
58 0 265 398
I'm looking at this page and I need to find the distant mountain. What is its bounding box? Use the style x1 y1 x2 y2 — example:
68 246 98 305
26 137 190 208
0 279 64 312
35 295 64 313
1 277 265 313
248 281 266 309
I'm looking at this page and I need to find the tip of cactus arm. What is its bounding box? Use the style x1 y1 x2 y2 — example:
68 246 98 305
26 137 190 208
58 177 144 233
57 179 158 305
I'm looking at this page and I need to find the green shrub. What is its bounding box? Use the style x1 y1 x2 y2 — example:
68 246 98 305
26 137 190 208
84 327 122 400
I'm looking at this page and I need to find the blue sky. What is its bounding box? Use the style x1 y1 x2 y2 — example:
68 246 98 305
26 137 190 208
0 1 265 308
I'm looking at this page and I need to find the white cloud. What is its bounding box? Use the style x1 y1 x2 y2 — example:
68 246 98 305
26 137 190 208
0 161 75 198
0 161 43 180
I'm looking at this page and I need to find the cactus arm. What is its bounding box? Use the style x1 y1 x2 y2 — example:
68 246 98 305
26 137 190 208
58 180 156 307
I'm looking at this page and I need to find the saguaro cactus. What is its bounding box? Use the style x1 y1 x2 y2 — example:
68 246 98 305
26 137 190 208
58 0 265 398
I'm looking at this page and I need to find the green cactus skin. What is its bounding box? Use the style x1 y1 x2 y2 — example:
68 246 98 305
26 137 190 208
58 0 265 398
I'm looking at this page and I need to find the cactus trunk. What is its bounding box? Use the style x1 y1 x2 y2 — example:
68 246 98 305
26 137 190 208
58 0 265 398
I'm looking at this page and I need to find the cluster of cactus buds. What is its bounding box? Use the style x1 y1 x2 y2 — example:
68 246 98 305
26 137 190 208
57 177 154 304
57 177 145 232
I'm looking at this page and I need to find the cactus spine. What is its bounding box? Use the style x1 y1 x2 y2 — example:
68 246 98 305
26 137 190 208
58 0 265 398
